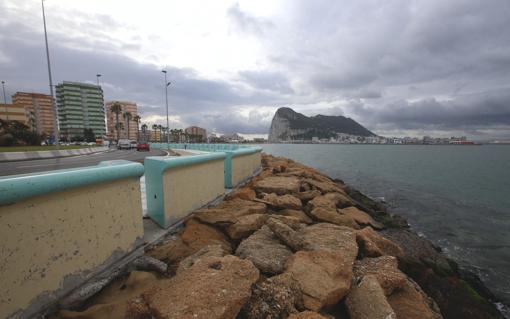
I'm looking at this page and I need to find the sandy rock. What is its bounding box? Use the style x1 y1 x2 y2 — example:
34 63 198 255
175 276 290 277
285 250 353 311
141 255 259 319
241 273 303 319
236 225 294 274
307 192 352 211
269 214 304 230
356 227 404 258
353 256 407 296
226 214 268 240
130 255 168 275
254 176 301 195
340 206 384 229
346 275 396 319
275 209 314 224
58 271 159 319
266 217 302 251
299 223 359 264
180 219 232 252
302 178 346 194
177 244 229 273
295 190 322 202
263 193 303 210
193 198 266 225
387 279 443 319
228 187 256 201
288 311 329 319
308 207 359 229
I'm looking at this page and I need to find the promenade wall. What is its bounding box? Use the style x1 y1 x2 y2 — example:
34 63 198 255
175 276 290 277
0 160 144 319
0 143 262 318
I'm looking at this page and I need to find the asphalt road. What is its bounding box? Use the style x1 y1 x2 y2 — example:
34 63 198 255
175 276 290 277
0 148 166 177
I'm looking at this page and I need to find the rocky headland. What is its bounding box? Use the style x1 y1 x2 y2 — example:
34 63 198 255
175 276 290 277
53 154 505 319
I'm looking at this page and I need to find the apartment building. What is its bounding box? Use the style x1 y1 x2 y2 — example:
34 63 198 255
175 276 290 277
185 126 207 142
0 103 29 124
56 82 106 139
105 101 138 140
12 92 55 136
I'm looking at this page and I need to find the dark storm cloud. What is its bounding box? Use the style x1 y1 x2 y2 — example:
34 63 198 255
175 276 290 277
238 70 294 94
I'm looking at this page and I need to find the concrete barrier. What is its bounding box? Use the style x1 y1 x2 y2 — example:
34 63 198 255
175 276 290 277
0 146 109 162
0 160 145 319
150 143 263 188
145 152 226 228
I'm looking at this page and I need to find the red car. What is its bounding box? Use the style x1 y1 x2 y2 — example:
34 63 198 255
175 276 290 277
136 142 150 151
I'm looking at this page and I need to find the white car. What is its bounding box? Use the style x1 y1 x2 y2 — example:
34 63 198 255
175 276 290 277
117 139 131 150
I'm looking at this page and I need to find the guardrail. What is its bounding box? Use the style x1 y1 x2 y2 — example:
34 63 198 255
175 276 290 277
0 160 145 319
144 152 226 228
150 143 262 188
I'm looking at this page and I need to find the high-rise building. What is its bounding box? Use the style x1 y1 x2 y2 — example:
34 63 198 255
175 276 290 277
105 101 139 140
56 81 105 139
185 126 207 142
0 103 29 124
12 92 55 136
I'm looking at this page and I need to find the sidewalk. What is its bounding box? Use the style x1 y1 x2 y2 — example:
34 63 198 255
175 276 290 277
0 146 109 162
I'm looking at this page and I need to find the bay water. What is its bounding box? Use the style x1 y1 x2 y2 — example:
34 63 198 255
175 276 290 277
261 144 510 307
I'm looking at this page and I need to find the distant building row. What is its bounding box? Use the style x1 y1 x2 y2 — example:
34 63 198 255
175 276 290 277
0 81 207 142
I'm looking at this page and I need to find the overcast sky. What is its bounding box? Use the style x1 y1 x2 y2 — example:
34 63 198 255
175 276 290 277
1 0 510 139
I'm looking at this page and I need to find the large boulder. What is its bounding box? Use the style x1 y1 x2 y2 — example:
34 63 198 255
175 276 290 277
139 255 259 319
295 190 322 202
226 214 268 240
266 217 303 251
146 220 231 265
193 198 266 225
227 187 256 201
274 209 314 224
254 176 301 195
345 275 396 319
285 250 353 311
387 279 443 319
240 273 303 319
308 207 359 229
177 244 230 273
302 178 346 194
356 227 403 258
340 206 384 229
236 225 294 274
307 192 353 211
299 223 359 264
353 256 407 296
263 193 303 210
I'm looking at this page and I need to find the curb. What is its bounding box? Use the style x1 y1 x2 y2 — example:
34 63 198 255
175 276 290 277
0 146 110 163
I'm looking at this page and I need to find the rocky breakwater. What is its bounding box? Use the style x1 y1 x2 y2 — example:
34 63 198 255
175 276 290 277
53 154 505 319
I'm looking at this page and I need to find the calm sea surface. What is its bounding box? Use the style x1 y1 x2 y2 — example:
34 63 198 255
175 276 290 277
261 144 510 306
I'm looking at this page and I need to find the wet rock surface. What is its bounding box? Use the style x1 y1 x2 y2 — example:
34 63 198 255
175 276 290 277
51 153 505 319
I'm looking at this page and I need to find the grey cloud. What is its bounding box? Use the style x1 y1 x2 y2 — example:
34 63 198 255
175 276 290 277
238 70 294 94
227 3 273 35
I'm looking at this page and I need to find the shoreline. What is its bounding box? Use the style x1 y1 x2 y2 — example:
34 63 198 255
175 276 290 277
51 153 507 319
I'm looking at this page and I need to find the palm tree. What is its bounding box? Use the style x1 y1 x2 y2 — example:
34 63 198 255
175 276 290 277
111 102 122 141
123 112 132 139
152 124 158 142
133 115 141 141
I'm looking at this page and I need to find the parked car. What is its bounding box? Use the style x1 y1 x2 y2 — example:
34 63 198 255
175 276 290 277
130 140 137 149
117 139 131 150
136 142 150 151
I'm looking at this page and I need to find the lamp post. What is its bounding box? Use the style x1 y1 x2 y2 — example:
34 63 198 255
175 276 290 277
1 81 7 120
41 0 59 147
161 70 171 149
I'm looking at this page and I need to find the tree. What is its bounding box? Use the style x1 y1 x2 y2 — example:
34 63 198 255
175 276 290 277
111 102 122 141
133 115 141 141
152 124 158 142
123 112 132 140
83 128 96 142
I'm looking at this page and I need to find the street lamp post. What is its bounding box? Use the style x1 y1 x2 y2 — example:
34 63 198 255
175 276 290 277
1 81 8 120
41 0 60 148
161 70 171 150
